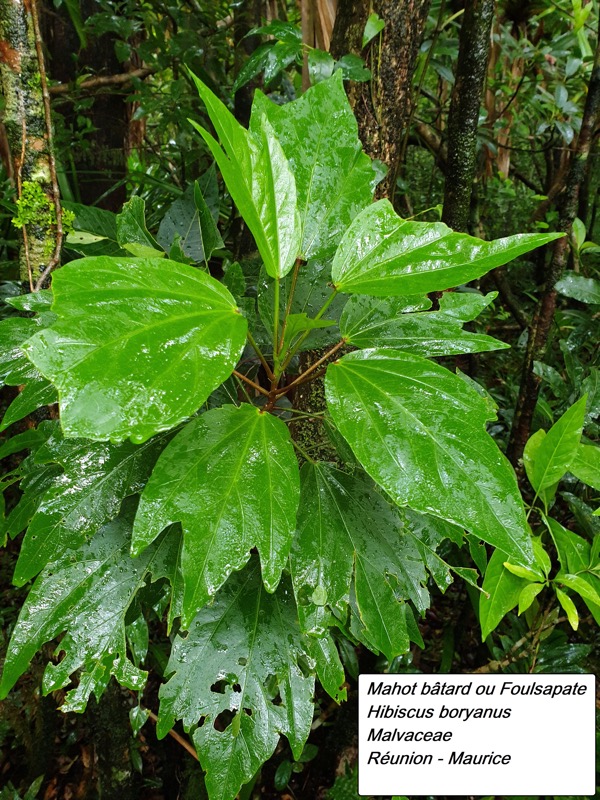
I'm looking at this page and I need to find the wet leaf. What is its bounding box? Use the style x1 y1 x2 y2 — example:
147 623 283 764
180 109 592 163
24 256 247 443
190 73 301 279
325 349 533 564
340 291 507 356
252 73 375 260
480 549 528 639
556 273 600 304
528 397 586 492
0 378 57 431
570 442 600 490
116 196 164 257
157 562 314 800
289 463 427 658
331 199 562 296
13 429 165 586
156 181 223 263
0 517 180 712
133 404 300 626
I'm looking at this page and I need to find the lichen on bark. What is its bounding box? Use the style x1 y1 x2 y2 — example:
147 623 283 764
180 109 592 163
0 0 62 286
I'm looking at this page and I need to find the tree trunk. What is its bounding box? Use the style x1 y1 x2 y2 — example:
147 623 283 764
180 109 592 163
442 0 495 232
330 0 431 201
0 0 62 287
507 22 600 465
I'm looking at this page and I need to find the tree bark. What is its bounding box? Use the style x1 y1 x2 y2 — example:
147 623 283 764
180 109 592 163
507 23 600 466
0 0 62 286
330 0 431 201
441 0 495 232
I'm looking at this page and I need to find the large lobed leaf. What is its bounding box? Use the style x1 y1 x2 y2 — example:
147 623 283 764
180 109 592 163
24 257 247 443
13 429 166 586
325 349 533 565
157 562 314 800
0 516 180 712
290 463 427 659
133 403 300 626
251 72 375 260
331 200 562 296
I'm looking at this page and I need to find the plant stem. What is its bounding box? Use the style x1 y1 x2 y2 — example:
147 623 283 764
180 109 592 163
275 339 346 396
291 438 316 464
232 370 269 397
247 331 275 381
278 257 303 353
145 708 198 761
280 288 339 370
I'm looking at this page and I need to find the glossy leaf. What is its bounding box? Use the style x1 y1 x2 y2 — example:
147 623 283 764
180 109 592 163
233 41 300 93
523 429 557 507
63 202 128 258
14 430 165 586
555 587 579 630
24 256 247 443
116 196 164 258
0 378 57 431
307 633 346 703
362 12 385 47
157 563 314 800
289 463 427 658
518 582 544 615
0 517 180 711
529 397 587 492
545 516 590 574
402 508 466 593
0 317 39 385
251 73 375 260
133 403 300 626
190 74 301 279
331 199 562 296
555 273 600 304
479 548 528 639
558 573 600 606
339 291 507 356
326 349 533 564
307 49 335 84
570 443 600 489
156 181 223 263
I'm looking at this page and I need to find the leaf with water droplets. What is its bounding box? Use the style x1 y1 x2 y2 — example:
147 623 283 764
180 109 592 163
331 199 562 296
325 349 533 565
23 256 247 443
0 516 180 711
13 427 167 586
340 291 507 356
289 463 427 660
133 403 300 626
157 561 314 800
251 72 375 260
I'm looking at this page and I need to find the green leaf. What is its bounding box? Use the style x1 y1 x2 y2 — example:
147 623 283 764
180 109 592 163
116 197 163 257
307 632 346 703
402 508 466 593
334 54 371 82
133 404 300 626
529 397 586 491
251 73 375 260
0 427 49 460
157 181 223 263
156 563 314 800
518 582 544 615
570 443 600 489
555 587 579 630
339 291 507 356
362 12 385 47
63 202 128 257
190 73 301 279
24 256 247 443
233 41 300 93
289 463 426 659
331 199 562 296
545 516 590 574
503 562 543 581
0 317 39 385
13 430 165 586
307 49 335 84
479 549 529 639
0 378 57 431
558 573 600 606
0 517 180 711
325 349 533 565
555 273 600 304
280 313 336 356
